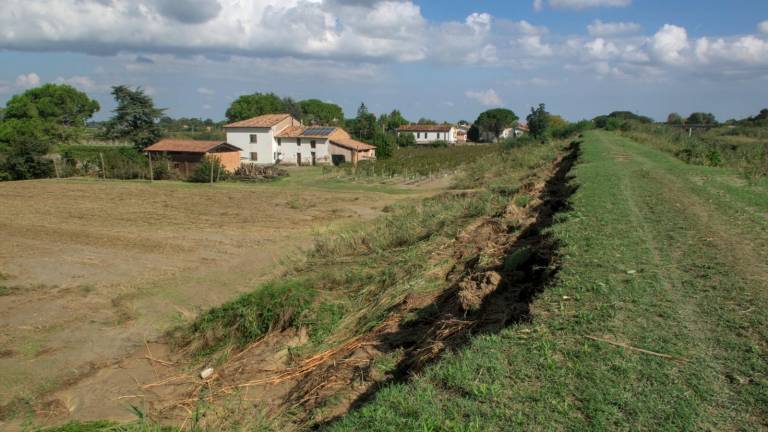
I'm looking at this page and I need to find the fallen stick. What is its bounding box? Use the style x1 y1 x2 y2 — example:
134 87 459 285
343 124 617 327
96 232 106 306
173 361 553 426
586 336 686 363
144 355 175 367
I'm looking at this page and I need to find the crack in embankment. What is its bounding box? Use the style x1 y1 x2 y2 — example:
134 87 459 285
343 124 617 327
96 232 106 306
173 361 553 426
287 140 582 428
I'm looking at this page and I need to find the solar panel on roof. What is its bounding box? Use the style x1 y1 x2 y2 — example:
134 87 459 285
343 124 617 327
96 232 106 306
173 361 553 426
303 127 334 136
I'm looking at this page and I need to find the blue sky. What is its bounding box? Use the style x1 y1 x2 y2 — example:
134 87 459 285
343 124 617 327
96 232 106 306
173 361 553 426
1 0 767 123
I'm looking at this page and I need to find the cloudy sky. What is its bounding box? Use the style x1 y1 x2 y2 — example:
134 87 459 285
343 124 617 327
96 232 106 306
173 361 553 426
1 0 767 122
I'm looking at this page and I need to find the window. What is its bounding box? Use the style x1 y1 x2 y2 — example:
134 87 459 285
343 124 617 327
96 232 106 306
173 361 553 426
250 152 258 161
277 138 282 146
310 140 316 149
250 134 258 143
417 132 421 139
297 138 302 146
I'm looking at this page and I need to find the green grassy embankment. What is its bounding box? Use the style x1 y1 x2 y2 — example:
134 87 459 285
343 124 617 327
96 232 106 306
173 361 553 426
330 130 768 430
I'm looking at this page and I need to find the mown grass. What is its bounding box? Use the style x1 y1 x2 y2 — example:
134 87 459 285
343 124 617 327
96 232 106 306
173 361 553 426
328 130 768 431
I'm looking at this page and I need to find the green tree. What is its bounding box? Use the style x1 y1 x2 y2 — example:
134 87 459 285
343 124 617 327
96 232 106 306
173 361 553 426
281 96 303 121
0 118 56 180
667 113 684 125
225 93 286 122
299 99 344 125
396 132 416 147
527 104 550 141
474 108 518 142
381 109 409 133
103 86 165 151
467 124 480 142
3 83 100 143
417 117 437 125
607 111 653 124
353 103 377 141
686 112 717 125
371 129 395 159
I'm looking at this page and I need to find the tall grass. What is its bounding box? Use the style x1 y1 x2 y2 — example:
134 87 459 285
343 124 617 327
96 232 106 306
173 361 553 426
323 144 505 180
621 122 768 182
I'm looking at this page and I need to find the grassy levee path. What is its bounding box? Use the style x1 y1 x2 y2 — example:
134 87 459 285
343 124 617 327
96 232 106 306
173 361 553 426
330 130 768 431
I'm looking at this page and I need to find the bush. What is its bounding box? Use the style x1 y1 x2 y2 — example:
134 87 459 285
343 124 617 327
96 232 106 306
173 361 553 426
1 155 54 180
188 157 228 183
429 140 449 148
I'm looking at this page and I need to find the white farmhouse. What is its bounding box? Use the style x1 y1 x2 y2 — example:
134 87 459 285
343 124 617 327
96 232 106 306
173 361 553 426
480 124 528 142
396 124 457 145
224 114 376 166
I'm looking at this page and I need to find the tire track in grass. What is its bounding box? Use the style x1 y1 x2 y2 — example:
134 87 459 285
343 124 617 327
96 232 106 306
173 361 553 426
601 132 768 428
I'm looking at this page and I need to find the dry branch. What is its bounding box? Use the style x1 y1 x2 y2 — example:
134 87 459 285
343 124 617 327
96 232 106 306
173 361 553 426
586 336 687 363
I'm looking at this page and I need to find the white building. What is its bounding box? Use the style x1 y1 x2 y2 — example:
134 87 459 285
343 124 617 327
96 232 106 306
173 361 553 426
480 124 528 142
396 124 458 145
224 114 376 166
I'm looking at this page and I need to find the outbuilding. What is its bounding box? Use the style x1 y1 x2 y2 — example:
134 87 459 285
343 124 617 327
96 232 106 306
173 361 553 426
144 139 243 177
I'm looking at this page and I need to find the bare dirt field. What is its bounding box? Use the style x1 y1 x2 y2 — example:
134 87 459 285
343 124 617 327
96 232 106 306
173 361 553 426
0 171 442 422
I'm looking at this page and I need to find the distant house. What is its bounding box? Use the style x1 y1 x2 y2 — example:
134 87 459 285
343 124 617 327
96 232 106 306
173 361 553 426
480 124 528 142
396 124 458 145
224 114 375 166
144 139 242 176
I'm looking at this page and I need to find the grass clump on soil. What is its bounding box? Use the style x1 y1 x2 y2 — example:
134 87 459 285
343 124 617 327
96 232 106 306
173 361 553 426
176 279 316 356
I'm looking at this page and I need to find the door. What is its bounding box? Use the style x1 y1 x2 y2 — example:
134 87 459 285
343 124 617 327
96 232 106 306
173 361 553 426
297 152 302 166
311 151 316 166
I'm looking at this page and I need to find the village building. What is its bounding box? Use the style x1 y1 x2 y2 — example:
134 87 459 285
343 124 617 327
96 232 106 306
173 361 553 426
224 114 375 166
480 124 529 142
396 124 458 145
143 139 242 176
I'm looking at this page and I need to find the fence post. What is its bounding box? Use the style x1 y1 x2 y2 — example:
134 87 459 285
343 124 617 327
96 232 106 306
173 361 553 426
148 151 154 183
99 152 106 180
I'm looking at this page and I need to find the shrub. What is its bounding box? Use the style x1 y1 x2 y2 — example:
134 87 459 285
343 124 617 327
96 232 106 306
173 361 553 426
188 157 228 183
1 155 54 180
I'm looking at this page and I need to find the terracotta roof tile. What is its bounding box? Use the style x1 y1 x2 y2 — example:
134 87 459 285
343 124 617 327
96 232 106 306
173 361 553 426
330 137 376 151
276 126 306 137
224 114 291 128
397 124 454 132
144 139 242 153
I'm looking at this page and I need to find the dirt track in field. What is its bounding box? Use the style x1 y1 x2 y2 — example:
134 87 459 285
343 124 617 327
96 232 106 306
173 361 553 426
0 176 437 426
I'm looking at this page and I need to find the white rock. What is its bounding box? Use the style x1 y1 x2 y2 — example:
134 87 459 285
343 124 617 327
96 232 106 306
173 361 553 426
200 367 214 380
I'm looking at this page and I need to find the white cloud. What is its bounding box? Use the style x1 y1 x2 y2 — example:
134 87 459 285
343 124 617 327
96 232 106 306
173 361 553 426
55 75 110 92
517 36 553 57
533 0 544 11
197 87 215 95
501 20 549 36
587 20 641 36
695 35 768 66
543 0 631 10
16 72 40 88
0 0 428 62
584 38 620 59
465 89 502 106
759 20 768 34
652 24 690 65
